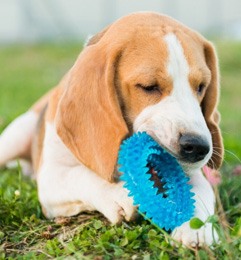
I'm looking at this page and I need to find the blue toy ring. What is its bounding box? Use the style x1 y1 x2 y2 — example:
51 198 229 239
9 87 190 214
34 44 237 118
118 132 195 231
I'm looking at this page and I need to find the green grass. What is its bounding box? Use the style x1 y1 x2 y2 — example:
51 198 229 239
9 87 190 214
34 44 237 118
0 41 241 259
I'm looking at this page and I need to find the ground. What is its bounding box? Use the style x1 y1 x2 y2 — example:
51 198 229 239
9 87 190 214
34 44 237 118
0 41 241 259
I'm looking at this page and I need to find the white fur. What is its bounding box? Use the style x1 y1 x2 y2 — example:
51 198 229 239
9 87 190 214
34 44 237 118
37 123 136 223
0 111 38 167
172 170 218 246
133 33 217 246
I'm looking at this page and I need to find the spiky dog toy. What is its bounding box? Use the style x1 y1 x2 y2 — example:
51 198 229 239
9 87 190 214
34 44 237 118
118 132 195 231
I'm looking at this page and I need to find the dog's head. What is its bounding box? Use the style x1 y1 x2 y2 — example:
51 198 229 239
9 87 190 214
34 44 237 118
56 13 223 181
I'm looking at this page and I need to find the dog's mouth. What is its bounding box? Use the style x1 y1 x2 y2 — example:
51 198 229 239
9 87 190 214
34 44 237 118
143 130 198 181
146 133 200 169
146 131 179 159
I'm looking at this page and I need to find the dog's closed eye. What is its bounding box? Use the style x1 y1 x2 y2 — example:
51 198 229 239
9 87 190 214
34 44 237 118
136 83 161 94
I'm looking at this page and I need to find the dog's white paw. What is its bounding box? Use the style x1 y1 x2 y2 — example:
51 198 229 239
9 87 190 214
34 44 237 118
96 181 137 224
171 221 218 247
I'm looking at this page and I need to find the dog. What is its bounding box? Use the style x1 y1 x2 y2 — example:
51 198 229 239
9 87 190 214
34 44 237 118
0 12 223 247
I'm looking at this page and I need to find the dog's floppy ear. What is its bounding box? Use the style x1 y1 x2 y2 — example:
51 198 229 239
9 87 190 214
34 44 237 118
202 41 224 169
86 25 111 46
55 39 128 182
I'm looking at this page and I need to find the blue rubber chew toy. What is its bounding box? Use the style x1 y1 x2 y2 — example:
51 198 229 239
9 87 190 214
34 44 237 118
118 132 195 231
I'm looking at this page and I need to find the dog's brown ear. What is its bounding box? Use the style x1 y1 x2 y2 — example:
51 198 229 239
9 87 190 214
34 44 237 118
86 25 111 46
202 41 224 169
55 39 128 182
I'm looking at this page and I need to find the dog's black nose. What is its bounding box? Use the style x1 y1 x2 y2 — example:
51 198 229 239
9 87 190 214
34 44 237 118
179 134 210 163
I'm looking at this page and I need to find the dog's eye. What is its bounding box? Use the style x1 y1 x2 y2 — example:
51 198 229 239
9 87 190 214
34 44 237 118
197 83 205 95
136 84 160 93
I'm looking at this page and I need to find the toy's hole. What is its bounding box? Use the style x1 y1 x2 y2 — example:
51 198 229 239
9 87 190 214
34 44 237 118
147 164 167 197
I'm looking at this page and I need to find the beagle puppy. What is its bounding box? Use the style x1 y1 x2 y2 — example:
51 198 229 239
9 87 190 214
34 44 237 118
0 12 223 247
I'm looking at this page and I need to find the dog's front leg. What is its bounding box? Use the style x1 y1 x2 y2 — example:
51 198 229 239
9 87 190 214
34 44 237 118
38 163 136 224
37 123 136 223
171 169 218 247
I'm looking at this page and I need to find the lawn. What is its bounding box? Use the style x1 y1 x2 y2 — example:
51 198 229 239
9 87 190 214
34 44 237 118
0 41 241 259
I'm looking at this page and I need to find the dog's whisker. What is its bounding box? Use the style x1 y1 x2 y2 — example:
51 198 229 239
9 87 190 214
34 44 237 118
223 149 241 163
212 146 223 150
212 150 223 159
212 145 241 162
211 151 229 165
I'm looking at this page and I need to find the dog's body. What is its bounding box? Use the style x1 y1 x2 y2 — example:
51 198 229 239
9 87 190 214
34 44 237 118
0 13 223 247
